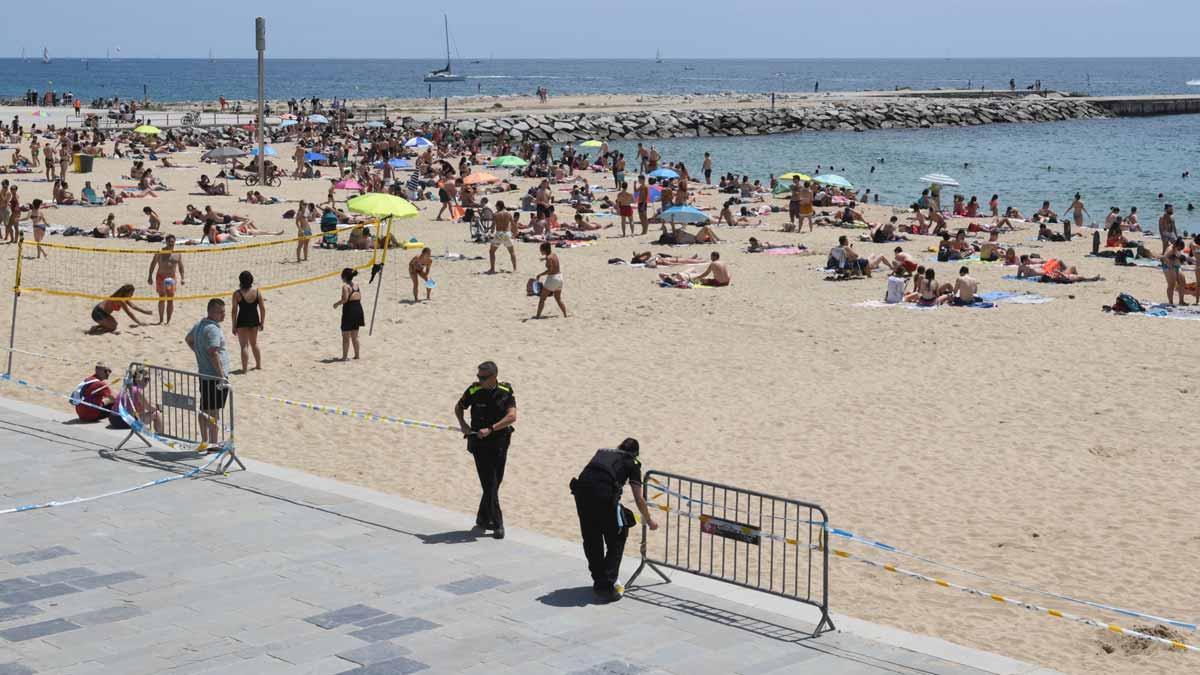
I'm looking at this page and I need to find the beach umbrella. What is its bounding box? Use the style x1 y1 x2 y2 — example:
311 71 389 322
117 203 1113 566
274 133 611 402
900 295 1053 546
277 119 298 128
918 173 960 187
660 205 711 224
307 114 330 124
305 151 328 162
404 137 433 149
634 185 662 203
335 179 363 190
133 125 161 135
249 145 277 157
579 140 603 148
280 113 297 120
648 168 679 180
201 146 247 161
373 158 413 170
772 183 793 195
490 155 528 168
462 171 500 185
814 174 854 189
365 120 386 129
779 172 812 181
346 192 420 336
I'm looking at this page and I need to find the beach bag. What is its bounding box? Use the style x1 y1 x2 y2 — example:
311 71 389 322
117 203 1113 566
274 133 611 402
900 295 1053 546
1113 293 1144 314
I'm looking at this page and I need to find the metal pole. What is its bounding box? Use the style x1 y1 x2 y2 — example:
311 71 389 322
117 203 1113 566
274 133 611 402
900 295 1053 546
368 218 392 336
256 17 267 185
6 237 24 377
443 97 448 120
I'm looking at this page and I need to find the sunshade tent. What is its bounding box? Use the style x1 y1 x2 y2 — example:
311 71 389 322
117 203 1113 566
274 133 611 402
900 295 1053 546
814 174 854 189
346 193 419 336
307 114 330 124
462 171 500 185
133 125 161 135
490 155 528 168
277 119 298 128
305 152 328 162
648 168 679 179
660 205 711 224
634 185 662 202
249 146 277 157
404 137 433 149
919 173 960 187
373 158 413 169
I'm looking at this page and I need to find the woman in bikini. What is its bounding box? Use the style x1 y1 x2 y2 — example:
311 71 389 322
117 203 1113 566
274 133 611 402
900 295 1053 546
332 268 364 361
231 271 265 372
295 200 312 263
28 198 50 259
1163 238 1189 306
408 248 434 302
88 284 151 334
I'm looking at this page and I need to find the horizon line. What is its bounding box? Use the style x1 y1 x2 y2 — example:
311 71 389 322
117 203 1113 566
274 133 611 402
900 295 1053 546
3 55 1200 61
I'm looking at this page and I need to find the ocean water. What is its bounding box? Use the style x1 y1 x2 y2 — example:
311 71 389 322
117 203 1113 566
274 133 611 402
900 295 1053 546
605 114 1200 231
2 57 1200 103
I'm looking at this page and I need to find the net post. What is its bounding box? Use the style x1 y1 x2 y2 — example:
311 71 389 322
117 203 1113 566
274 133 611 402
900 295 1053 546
6 236 24 377
368 217 392 336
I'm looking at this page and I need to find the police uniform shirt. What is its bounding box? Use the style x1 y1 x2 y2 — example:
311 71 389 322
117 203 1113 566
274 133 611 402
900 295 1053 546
576 448 641 500
458 382 516 434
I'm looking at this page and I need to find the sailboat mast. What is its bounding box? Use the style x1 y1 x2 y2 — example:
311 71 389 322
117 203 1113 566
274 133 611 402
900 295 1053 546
444 14 451 70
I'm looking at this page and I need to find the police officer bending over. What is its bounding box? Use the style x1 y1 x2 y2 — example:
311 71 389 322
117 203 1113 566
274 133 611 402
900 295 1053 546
570 438 658 602
455 361 517 539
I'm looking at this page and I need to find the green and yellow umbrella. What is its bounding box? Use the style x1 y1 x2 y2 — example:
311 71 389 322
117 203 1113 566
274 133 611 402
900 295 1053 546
579 140 604 148
133 125 161 135
347 193 418 220
490 155 529 168
779 172 812 181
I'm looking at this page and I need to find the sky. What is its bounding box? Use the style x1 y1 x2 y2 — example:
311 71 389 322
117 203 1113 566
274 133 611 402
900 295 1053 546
2 1 1199 59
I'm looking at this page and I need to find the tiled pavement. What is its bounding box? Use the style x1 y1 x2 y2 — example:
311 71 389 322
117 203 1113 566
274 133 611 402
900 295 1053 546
0 398 1058 674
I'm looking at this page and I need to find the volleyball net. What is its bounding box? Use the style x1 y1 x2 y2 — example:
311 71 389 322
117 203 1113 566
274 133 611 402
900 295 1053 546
13 224 391 304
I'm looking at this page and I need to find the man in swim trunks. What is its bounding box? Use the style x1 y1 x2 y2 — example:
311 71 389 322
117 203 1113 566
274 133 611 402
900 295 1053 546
949 266 979 305
535 241 567 319
635 175 650 235
892 247 919 274
787 176 802 230
488 201 517 274
616 182 633 237
1159 204 1178 254
147 235 184 325
693 251 731 287
796 181 815 233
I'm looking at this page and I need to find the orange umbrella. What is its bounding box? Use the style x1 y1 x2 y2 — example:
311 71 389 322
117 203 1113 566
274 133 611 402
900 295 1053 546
462 171 500 185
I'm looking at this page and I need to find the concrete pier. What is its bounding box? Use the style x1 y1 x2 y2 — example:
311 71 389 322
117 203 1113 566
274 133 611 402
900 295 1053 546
1083 94 1200 116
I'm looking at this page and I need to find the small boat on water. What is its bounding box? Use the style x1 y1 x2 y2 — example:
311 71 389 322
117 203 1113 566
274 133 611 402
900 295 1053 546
1188 80 1200 86
424 15 465 83
655 48 663 64
42 47 50 64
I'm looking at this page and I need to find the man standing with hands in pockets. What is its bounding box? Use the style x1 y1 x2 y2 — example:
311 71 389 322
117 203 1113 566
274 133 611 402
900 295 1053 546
455 361 517 539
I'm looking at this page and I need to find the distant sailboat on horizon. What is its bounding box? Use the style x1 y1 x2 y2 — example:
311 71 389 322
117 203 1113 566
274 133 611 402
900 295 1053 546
424 14 465 82
655 48 663 64
209 48 215 64
41 47 50 65
20 47 26 62
1188 79 1200 86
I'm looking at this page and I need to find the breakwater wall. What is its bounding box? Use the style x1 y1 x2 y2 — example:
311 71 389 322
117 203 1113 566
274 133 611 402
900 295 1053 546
410 98 1109 143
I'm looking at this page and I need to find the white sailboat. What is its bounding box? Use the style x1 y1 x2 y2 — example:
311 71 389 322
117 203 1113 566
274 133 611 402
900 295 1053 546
41 47 50 64
655 49 663 64
209 48 215 64
424 15 465 83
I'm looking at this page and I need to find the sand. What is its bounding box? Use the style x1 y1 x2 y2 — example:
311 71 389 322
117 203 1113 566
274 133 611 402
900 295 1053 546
1 124 1196 675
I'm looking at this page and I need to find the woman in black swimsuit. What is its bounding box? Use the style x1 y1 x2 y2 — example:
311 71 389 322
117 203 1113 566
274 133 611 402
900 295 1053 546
333 267 364 361
231 270 265 373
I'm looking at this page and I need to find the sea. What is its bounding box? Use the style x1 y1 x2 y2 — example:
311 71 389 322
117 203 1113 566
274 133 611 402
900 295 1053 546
2 57 1199 228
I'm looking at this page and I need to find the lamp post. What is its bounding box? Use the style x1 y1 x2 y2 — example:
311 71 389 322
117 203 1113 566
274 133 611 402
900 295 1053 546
255 17 266 185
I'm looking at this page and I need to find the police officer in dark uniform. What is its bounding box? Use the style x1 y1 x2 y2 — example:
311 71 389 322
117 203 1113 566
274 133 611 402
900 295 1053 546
570 438 658 601
454 361 516 539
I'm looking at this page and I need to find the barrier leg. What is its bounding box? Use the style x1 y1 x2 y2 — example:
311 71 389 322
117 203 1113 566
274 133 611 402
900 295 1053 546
106 428 152 458
813 610 836 637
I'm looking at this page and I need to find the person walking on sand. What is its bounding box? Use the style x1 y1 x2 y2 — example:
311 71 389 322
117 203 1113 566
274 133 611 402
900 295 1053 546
295 200 312 263
28 199 50 259
702 152 713 185
231 271 265 372
454 360 517 539
488 202 518 274
147 234 184 325
1159 204 1178 254
409 247 434 302
616 182 633 237
535 242 568 319
1065 192 1089 240
332 268 364 360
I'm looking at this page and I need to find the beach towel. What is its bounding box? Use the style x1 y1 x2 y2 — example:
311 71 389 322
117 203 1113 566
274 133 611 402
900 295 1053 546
1143 305 1200 321
977 291 1054 305
854 299 996 310
1001 275 1043 283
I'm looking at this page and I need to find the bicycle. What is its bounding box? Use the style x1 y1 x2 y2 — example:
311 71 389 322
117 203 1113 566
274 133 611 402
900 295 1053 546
244 173 281 188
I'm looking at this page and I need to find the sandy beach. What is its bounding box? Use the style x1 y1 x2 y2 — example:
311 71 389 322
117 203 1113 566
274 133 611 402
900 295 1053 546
1 116 1197 675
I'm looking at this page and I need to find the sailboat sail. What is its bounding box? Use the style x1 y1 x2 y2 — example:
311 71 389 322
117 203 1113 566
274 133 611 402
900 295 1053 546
42 47 50 64
424 14 464 82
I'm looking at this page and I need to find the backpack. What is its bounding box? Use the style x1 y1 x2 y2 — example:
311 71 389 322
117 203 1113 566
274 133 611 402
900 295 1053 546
1113 292 1144 314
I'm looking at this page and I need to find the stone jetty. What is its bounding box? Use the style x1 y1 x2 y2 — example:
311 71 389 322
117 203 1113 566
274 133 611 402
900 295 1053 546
398 97 1108 143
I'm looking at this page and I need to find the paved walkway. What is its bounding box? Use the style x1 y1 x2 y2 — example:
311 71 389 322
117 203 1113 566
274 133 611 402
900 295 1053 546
0 398 1056 675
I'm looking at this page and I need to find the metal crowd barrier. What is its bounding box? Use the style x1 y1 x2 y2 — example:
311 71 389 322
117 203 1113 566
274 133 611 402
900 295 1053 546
110 362 242 473
626 470 834 636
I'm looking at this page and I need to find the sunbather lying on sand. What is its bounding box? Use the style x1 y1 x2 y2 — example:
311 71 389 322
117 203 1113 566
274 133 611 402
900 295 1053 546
632 251 705 266
660 222 720 245
1018 256 1102 283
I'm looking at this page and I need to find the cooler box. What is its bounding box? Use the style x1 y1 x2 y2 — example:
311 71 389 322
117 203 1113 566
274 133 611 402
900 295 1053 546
73 154 94 173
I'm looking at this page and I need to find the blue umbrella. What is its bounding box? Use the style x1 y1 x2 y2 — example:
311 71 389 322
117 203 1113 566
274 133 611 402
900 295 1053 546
365 120 386 129
660 205 710 224
305 151 328 162
648 168 679 180
249 146 277 157
404 137 433 149
277 119 298 128
373 158 413 169
307 114 330 124
814 174 854 189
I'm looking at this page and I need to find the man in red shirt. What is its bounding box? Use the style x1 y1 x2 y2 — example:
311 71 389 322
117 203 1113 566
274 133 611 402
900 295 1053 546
73 363 115 422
